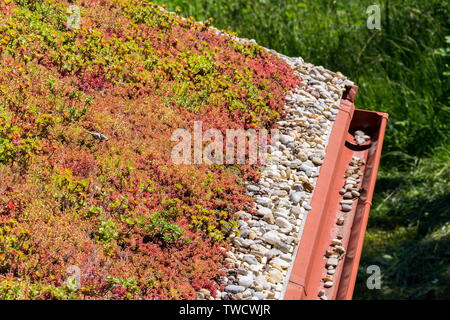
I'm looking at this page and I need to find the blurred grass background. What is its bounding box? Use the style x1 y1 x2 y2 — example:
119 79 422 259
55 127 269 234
153 0 450 299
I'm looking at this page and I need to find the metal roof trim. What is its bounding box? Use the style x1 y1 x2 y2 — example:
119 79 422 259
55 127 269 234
284 86 388 300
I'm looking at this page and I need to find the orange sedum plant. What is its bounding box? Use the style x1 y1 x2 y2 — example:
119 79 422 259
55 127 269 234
0 0 300 299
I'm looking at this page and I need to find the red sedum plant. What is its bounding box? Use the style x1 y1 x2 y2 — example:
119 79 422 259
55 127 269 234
0 0 300 299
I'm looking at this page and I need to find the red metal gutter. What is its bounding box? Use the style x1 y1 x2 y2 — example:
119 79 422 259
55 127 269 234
284 86 388 300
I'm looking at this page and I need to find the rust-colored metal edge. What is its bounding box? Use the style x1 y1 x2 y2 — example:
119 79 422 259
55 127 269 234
335 109 389 300
284 86 358 299
284 85 388 300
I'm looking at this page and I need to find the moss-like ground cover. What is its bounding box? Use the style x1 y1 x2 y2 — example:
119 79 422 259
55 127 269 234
0 0 300 299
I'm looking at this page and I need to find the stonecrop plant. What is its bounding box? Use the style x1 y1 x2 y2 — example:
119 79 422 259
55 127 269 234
0 0 300 299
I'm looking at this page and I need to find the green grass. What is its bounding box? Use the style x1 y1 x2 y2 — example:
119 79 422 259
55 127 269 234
154 0 450 299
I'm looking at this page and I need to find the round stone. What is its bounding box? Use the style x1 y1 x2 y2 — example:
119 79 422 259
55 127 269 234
267 269 284 284
275 217 291 229
243 254 259 265
280 135 294 145
253 292 265 300
258 206 272 216
263 211 275 224
290 192 305 204
291 206 304 217
270 257 290 270
341 204 352 212
326 257 339 267
225 285 245 294
255 275 269 289
262 231 281 246
238 276 254 288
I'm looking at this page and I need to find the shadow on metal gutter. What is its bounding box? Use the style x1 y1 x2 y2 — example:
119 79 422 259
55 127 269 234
285 86 389 300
